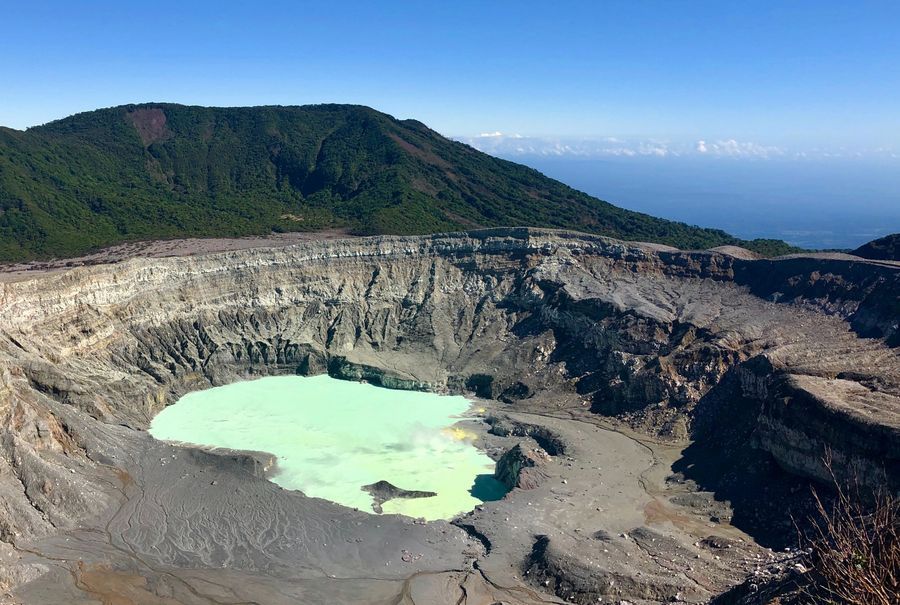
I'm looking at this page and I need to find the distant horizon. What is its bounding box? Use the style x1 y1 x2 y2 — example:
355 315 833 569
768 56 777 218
505 154 899 250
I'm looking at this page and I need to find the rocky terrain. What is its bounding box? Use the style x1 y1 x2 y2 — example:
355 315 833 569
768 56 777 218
0 227 897 604
362 481 439 514
854 232 900 261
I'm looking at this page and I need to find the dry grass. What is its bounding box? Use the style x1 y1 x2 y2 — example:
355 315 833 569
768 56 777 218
801 459 898 604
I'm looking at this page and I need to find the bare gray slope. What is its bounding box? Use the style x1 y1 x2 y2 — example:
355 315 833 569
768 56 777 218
0 228 897 603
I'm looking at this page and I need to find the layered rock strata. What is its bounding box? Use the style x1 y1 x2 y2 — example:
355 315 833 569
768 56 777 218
0 228 896 603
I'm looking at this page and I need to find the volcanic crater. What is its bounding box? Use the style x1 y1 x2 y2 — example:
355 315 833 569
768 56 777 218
0 228 897 604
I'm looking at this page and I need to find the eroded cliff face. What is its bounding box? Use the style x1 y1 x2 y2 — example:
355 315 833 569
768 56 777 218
0 228 897 555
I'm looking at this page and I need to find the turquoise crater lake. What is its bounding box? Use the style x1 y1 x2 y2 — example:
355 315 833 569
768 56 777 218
149 375 506 520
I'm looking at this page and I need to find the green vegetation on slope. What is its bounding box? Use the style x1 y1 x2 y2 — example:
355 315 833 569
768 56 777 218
0 103 800 261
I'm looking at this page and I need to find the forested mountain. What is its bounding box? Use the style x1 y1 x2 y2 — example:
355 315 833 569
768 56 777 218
0 103 798 260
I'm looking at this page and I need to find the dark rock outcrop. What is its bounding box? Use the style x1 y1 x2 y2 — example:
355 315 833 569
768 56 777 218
361 480 437 514
853 233 900 261
487 416 567 456
493 444 550 490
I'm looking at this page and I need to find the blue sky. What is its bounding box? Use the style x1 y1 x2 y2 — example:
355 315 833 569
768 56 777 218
2 0 898 156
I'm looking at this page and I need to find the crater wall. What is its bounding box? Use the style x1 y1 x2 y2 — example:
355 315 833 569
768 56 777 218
0 229 897 549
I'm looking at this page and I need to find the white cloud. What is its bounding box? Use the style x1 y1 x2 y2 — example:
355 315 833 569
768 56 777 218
458 133 900 162
458 133 679 158
458 133 806 160
693 138 783 158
